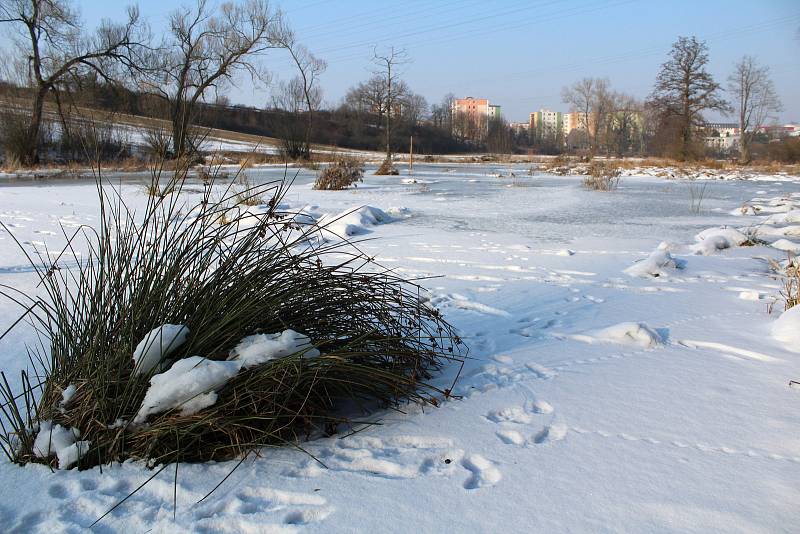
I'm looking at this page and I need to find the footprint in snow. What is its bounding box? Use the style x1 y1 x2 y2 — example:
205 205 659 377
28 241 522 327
461 454 502 489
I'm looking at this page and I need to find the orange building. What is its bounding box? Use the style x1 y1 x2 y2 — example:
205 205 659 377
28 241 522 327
453 97 490 118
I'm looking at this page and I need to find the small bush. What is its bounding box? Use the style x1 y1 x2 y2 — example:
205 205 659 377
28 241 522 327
583 161 621 191
375 157 399 176
314 155 364 190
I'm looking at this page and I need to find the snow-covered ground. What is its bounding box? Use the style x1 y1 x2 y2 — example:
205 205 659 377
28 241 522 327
1 165 799 533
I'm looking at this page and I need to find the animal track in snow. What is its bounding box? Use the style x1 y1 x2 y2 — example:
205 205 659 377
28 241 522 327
461 454 502 489
427 293 511 318
569 427 800 463
458 361 557 396
676 340 780 362
532 423 568 444
288 435 464 481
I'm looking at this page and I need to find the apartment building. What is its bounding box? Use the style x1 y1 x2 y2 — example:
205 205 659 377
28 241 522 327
529 109 563 137
453 97 490 118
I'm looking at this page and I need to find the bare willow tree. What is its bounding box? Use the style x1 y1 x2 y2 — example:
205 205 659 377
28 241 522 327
0 0 147 164
148 0 289 159
272 35 325 159
728 56 782 164
372 46 409 165
561 77 611 157
647 36 731 160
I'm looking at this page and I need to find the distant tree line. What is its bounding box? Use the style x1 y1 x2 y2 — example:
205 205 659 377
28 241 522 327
0 1 792 166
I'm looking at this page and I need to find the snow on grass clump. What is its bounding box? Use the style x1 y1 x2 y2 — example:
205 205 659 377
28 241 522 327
690 227 750 255
229 330 320 368
624 243 683 278
33 422 90 469
771 306 800 353
133 324 189 375
572 322 665 348
317 206 396 240
133 356 243 424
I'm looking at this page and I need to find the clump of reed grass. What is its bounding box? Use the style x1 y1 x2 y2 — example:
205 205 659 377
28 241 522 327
0 159 464 472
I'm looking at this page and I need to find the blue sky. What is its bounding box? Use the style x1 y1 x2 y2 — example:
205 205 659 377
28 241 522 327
6 0 800 122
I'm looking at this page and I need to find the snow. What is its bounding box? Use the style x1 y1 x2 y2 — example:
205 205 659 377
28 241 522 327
59 384 77 409
315 205 395 241
1 164 799 532
690 227 749 255
570 321 665 348
772 306 800 353
133 356 241 424
229 330 320 367
132 324 190 375
624 242 682 277
32 422 90 469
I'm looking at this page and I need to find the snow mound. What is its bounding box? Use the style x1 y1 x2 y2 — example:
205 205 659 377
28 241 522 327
133 324 190 376
385 206 412 218
770 239 800 253
229 330 320 368
625 243 682 278
317 206 396 240
133 356 241 424
772 306 800 353
572 322 665 348
690 227 749 255
33 421 91 469
765 209 800 225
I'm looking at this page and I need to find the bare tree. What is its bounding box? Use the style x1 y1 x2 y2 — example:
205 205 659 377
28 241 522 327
647 36 731 160
561 77 611 157
371 46 409 162
271 77 307 158
0 0 147 164
148 0 289 159
728 56 782 164
273 34 325 159
606 92 642 157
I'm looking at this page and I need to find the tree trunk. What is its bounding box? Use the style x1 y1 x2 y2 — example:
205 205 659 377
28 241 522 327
23 88 48 165
738 135 751 165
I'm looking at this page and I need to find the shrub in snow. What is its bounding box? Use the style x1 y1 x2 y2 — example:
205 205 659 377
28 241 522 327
374 157 399 176
583 161 621 191
0 164 463 469
313 155 364 190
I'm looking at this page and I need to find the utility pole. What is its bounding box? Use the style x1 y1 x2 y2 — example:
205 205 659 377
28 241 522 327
409 135 413 175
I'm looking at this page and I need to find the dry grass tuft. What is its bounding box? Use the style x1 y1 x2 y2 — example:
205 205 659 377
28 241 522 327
583 161 621 191
0 158 464 475
781 254 799 310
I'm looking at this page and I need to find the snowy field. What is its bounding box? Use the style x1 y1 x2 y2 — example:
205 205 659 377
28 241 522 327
0 164 799 533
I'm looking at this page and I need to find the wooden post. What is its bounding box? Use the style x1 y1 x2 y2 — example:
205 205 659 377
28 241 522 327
409 135 413 175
